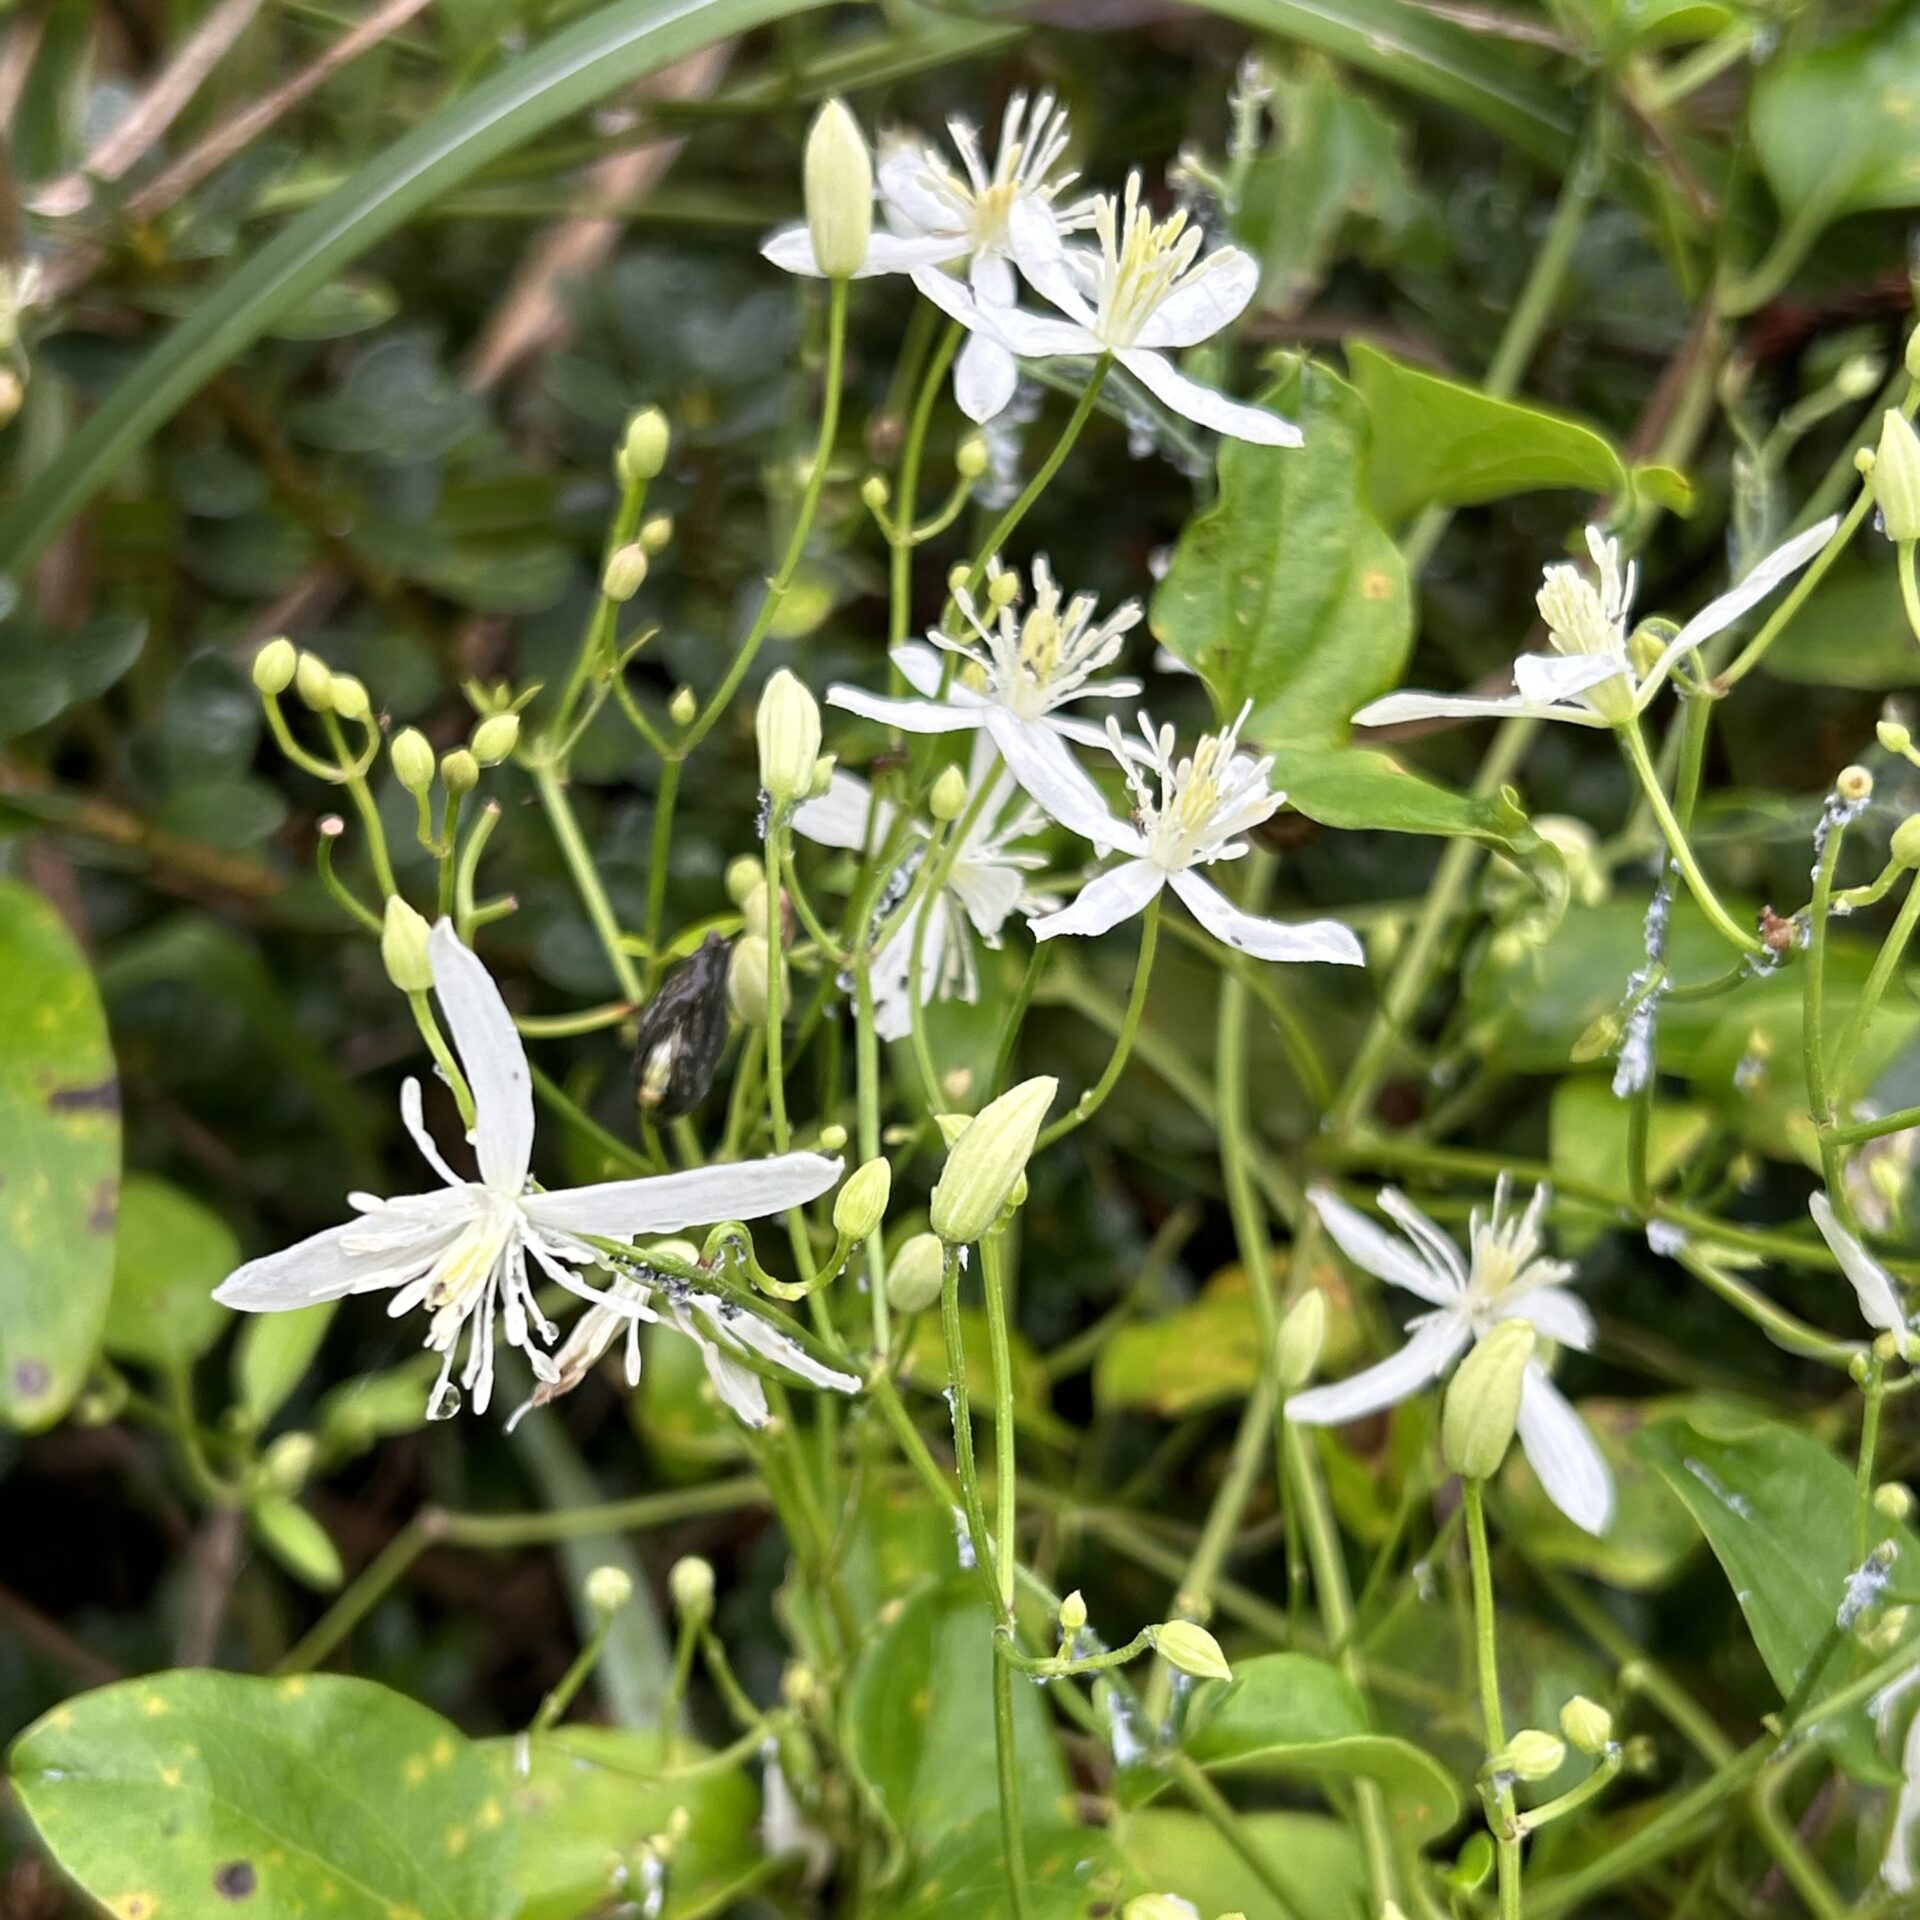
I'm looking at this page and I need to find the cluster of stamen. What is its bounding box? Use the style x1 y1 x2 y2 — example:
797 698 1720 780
1111 703 1281 870
1087 175 1210 345
1538 528 1635 662
948 557 1139 717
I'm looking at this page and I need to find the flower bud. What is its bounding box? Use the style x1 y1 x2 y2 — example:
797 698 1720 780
380 895 434 992
741 879 772 939
603 542 649 602
252 636 297 696
1907 327 1920 385
1058 1590 1088 1638
329 673 371 724
471 712 520 765
585 1564 633 1616
261 1431 317 1495
1276 1290 1327 1395
833 1157 891 1241
294 650 334 712
1448 1834 1495 1893
809 753 836 798
669 686 697 727
1894 817 1920 870
1837 354 1883 402
391 727 435 793
929 764 968 821
956 435 989 480
728 937 782 1025
439 748 479 796
1879 719 1912 756
1837 764 1874 804
1495 1730 1566 1782
885 1232 945 1315
640 513 673 554
619 406 670 486
0 368 23 427
756 668 822 805
669 1554 715 1622
803 98 872 277
1877 1481 1916 1521
1150 1620 1232 1684
1122 1899 1199 1920
1442 1321 1536 1482
1559 1695 1614 1755
1876 410 1920 543
725 855 762 907
930 1076 1057 1244
860 474 890 513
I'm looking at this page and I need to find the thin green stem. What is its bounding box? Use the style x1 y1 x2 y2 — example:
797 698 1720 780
980 1234 1020 1619
1901 543 1920 644
890 320 962 650
406 990 476 1131
1805 800 1851 1219
1165 1753 1301 1918
1855 1355 1888 1564
1037 895 1159 1146
1836 870 1920 1093
1619 717 1757 954
533 761 642 1002
1463 1481 1522 1920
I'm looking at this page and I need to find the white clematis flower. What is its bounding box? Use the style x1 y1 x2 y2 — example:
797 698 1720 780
1355 517 1839 732
794 753 1049 1039
1288 1180 1615 1535
1810 1192 1920 1359
1024 704 1363 966
213 921 843 1421
909 173 1300 444
827 554 1140 840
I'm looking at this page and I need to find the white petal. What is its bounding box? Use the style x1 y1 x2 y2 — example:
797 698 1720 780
761 225 824 276
682 1320 772 1426
1132 249 1258 349
891 640 948 697
1353 689 1609 729
971 250 1017 307
689 1295 861 1394
1376 1188 1469 1291
1120 350 1302 446
793 771 895 852
877 147 960 233
399 1077 464 1188
1511 650 1629 703
428 921 534 1194
1027 860 1164 940
1007 197 1098 326
954 330 1019 424
1516 1367 1615 1535
214 1205 458 1310
1667 516 1840 653
1811 1191 1906 1336
1491 1284 1595 1350
1169 869 1364 965
1309 1185 1461 1305
990 711 1141 854
948 857 1025 939
826 684 979 735
861 231 967 276
523 1153 842 1240
1287 1313 1471 1425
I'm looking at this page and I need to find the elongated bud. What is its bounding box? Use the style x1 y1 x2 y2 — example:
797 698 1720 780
741 879 772 938
1276 1291 1327 1395
261 1431 317 1495
929 764 968 821
604 542 648 602
669 686 697 727
1150 1620 1232 1683
381 896 434 992
1442 1321 1536 1482
619 406 670 486
585 1564 633 1616
1879 719 1913 755
391 727 435 794
329 673 371 723
728 937 775 1024
440 748 479 796
252 636 297 696
1058 1590 1088 1638
471 713 520 765
956 435 989 480
669 1554 715 1622
725 855 762 907
640 513 673 554
294 650 333 712
833 1157 891 1241
756 668 822 804
1559 1695 1614 1755
930 1076 1057 1244
1495 1729 1566 1782
1893 816 1920 869
1876 410 1920 543
885 1231 945 1315
804 98 872 277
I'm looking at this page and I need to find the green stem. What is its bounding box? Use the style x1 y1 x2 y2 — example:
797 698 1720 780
980 1233 1020 1619
641 756 684 992
1901 542 1920 644
1805 801 1851 1219
1463 1481 1523 1920
763 820 793 1150
533 761 642 1001
890 320 962 650
406 990 476 1131
1836 869 1920 1093
1855 1355 1888 1564
1619 716 1757 954
1037 894 1159 1146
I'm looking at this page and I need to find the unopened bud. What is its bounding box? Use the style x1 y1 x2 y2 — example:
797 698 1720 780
725 855 762 907
1837 355 1883 402
439 748 479 796
1496 1729 1566 1782
669 1554 715 1621
1442 1320 1536 1482
833 1157 892 1241
252 636 297 696
756 669 822 805
294 651 333 712
391 727 434 793
929 764 968 821
1876 1482 1915 1521
619 407 670 485
727 938 779 1025
0 368 23 426
1880 719 1912 755
803 98 873 278
1571 1008 1625 1064
860 474 890 513
471 712 520 765
741 880 772 938
885 1232 945 1315
1150 1620 1232 1683
1837 764 1874 804
261 1431 317 1495
1058 1590 1088 1637
1893 816 1920 869
987 568 1020 608
1559 1695 1614 1755
1276 1290 1328 1395
818 1124 847 1152
603 542 649 602
380 896 434 992
639 513 673 554
1875 410 1920 543
930 1076 1056 1244
809 752 836 798
329 673 371 724
669 686 697 727
956 435 989 479
585 1564 633 1616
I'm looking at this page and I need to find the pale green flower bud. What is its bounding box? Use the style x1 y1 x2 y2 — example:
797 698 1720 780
380 895 434 992
885 1232 945 1315
1150 1619 1232 1683
929 764 968 821
818 1123 847 1152
1879 719 1913 756
619 406 670 485
640 513 673 554
1495 1729 1566 1782
1837 354 1882 402
741 879 772 938
1122 1899 1199 1920
728 937 783 1025
930 1076 1057 1244
0 368 23 427
833 1157 891 1241
725 855 762 907
809 752 836 798
956 435 989 480
1893 816 1920 869
471 712 520 765
585 1564 633 1616
251 636 297 696
1876 410 1920 543
391 727 435 794
1837 764 1873 804
1907 327 1920 385
860 474 890 513
1876 1481 1915 1521
261 1431 316 1495
1276 1290 1327 1395
1559 1695 1614 1755
439 748 479 796
803 98 872 278
669 686 697 727
668 1554 715 1621
329 673 371 724
756 668 822 804
604 542 649 602
294 650 334 712
1058 1590 1088 1637
1442 1321 1536 1482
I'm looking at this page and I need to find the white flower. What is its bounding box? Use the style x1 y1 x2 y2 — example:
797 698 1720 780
827 554 1140 839
1024 705 1363 966
909 173 1300 444
1811 1192 1919 1359
1288 1180 1615 1535
213 921 842 1421
1355 518 1838 731
793 754 1048 1039
1879 1662 1920 1893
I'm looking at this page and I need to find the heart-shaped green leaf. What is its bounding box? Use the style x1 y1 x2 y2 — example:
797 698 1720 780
103 1174 234 1372
1268 743 1535 848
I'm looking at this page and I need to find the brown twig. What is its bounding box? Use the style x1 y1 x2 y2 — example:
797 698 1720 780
176 1506 243 1667
0 1582 122 1687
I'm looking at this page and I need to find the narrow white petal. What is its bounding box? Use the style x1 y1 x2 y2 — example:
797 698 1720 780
522 1152 842 1239
1516 1367 1615 1535
399 1077 464 1188
990 712 1141 854
1287 1313 1470 1425
1169 870 1364 965
954 330 1019 423
1511 651 1629 703
1309 1186 1461 1305
1811 1191 1906 1336
793 771 895 853
1376 1189 1469 1291
890 641 949 697
948 859 1025 939
826 684 979 736
1120 350 1302 446
860 231 968 275
971 250 1017 306
690 1295 861 1394
1668 516 1841 653
1027 860 1163 941
1131 249 1258 349
1353 689 1608 729
761 225 825 276
214 1207 454 1310
1492 1284 1595 1350
1007 197 1098 328
428 921 534 1194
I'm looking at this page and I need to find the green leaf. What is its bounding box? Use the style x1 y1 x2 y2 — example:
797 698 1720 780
1180 1653 1463 1845
0 879 119 1430
483 1728 758 1920
847 1577 1073 1844
0 614 146 742
234 1303 336 1429
1117 1808 1368 1920
102 1174 234 1371
869 1817 1132 1920
1096 1269 1264 1417
10 1671 517 1920
1548 1077 1713 1251
1763 551 1919 689
1269 743 1536 847
252 1496 345 1591
1346 340 1683 526
1150 356 1411 749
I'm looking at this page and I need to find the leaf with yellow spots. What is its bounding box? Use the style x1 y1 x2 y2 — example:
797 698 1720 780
10 1671 514 1920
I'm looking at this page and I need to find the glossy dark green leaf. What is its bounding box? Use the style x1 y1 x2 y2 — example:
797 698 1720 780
102 1174 233 1371
0 880 119 1430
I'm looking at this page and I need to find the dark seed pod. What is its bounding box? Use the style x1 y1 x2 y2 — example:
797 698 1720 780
632 933 731 1120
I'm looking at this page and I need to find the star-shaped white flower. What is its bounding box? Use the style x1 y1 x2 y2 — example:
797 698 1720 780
1355 517 1838 732
827 554 1139 841
1288 1180 1614 1535
794 754 1048 1039
1811 1192 1920 1359
213 921 844 1420
1024 704 1363 966
908 172 1299 444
